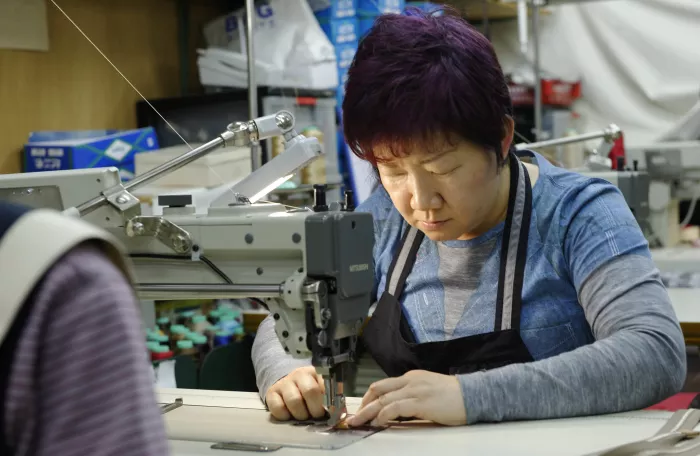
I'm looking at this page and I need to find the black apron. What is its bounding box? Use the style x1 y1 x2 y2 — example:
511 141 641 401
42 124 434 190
362 152 534 377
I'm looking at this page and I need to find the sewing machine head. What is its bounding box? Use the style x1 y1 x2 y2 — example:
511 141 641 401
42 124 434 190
0 111 376 427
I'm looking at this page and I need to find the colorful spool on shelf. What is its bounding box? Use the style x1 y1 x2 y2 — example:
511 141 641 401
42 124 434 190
156 316 170 330
214 331 232 347
177 339 194 350
170 324 188 335
147 342 173 361
151 333 168 344
191 314 209 332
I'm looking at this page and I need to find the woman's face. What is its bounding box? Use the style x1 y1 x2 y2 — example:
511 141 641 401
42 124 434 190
376 129 513 242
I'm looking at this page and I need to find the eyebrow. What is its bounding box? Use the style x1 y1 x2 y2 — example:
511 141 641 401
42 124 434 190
419 148 456 165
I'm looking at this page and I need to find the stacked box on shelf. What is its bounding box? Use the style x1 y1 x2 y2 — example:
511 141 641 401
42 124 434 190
310 0 359 119
357 0 405 37
23 128 159 182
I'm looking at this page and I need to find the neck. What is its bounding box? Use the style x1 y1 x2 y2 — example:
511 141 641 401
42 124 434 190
457 162 511 240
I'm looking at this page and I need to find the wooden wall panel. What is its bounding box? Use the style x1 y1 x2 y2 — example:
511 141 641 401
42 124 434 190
0 0 230 174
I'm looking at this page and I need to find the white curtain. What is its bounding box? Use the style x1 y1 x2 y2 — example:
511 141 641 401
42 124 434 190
489 0 700 146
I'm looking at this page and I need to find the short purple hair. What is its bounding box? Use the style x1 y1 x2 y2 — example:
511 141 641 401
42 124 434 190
342 7 513 167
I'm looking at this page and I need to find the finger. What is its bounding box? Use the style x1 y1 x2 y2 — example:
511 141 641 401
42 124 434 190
375 398 421 426
266 392 291 421
296 373 326 419
280 383 310 421
361 376 411 409
348 398 383 427
350 386 414 427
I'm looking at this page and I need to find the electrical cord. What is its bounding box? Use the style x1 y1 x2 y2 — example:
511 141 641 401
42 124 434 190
129 253 233 284
680 182 700 228
129 253 269 309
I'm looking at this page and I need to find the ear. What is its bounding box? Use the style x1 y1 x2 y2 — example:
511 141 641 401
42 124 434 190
501 116 515 160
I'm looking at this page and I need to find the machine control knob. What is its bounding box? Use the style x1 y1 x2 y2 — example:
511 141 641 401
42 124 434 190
131 221 145 236
343 189 355 212
313 184 328 212
616 156 625 172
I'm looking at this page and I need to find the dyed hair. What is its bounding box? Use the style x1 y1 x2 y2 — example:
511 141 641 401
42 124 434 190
342 7 513 167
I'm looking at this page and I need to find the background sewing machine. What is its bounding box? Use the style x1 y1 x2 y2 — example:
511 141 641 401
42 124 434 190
572 101 700 274
532 106 700 346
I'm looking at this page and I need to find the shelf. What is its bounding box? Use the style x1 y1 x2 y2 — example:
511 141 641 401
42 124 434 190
448 0 551 21
499 0 612 4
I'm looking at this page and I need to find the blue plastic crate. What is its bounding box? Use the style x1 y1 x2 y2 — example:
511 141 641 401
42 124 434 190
310 0 357 19
357 0 405 16
318 17 359 45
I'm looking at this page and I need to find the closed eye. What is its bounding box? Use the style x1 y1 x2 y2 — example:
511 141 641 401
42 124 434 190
431 166 460 176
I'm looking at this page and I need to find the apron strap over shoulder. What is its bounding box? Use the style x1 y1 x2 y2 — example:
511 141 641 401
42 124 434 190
385 225 424 297
495 154 532 332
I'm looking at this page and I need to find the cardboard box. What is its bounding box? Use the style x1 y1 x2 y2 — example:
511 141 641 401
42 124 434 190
24 128 159 182
357 0 404 16
309 0 356 19
134 144 252 188
318 17 359 45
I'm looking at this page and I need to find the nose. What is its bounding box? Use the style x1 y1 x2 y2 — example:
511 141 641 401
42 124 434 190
409 175 443 211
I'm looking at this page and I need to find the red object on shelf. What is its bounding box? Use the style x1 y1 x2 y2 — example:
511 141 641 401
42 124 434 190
509 83 534 106
151 350 174 361
508 78 582 108
296 96 317 106
608 133 626 170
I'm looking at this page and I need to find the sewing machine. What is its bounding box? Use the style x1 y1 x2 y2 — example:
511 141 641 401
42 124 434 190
517 124 654 240
0 111 375 427
522 124 699 252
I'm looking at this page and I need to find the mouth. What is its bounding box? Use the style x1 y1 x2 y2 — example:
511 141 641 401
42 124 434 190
419 220 448 230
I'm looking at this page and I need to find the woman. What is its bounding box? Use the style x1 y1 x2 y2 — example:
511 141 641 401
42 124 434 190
251 8 686 427
0 201 169 455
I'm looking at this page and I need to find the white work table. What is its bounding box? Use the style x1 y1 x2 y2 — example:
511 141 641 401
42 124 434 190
653 247 700 325
669 288 700 323
159 389 674 456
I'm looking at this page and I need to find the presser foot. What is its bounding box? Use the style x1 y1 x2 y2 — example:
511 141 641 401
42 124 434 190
322 374 347 427
326 395 347 428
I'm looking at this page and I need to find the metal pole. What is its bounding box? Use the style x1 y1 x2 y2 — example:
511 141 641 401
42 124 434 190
75 134 230 216
177 0 190 96
531 0 543 141
481 0 490 40
517 0 528 54
136 283 283 300
245 0 261 171
516 124 621 150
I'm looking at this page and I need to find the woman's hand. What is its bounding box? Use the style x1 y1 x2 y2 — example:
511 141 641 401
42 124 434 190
346 370 467 427
265 366 326 421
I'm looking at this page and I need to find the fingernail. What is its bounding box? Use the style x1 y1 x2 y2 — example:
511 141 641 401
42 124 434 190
370 420 378 427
